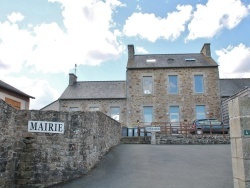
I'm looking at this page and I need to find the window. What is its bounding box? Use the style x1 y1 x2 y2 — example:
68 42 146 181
196 105 206 119
5 97 21 110
143 106 153 123
146 59 156 63
143 76 153 94
194 75 204 93
167 58 174 63
90 107 99 111
169 106 179 123
168 75 178 94
110 107 120 121
69 107 78 112
185 58 196 62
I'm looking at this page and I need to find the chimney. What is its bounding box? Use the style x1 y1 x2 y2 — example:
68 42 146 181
69 73 77 86
128 45 134 59
200 43 211 57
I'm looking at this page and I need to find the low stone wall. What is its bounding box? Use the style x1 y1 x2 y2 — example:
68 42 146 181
0 100 121 188
0 99 18 188
158 134 230 144
229 97 250 187
121 134 230 145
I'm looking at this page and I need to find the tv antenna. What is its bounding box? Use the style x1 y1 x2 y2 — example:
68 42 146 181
75 64 77 75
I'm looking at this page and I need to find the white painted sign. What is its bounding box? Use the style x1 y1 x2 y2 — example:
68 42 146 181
145 127 161 132
28 121 64 134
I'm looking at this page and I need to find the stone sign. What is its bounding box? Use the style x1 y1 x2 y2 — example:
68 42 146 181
145 127 161 132
28 120 64 134
144 127 160 145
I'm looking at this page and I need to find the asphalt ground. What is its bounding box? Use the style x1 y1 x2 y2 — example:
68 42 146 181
53 144 233 188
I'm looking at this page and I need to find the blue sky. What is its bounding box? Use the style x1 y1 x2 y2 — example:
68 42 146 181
0 0 250 109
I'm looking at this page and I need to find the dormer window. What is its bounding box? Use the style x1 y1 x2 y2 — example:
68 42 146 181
185 58 196 62
146 59 156 63
167 58 174 63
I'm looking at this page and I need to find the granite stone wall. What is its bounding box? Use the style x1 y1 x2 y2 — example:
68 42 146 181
0 99 18 188
120 134 230 145
229 97 250 188
126 67 221 125
57 67 221 128
0 99 121 188
60 99 127 127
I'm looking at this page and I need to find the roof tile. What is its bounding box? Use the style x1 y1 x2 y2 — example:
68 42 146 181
60 81 126 99
127 53 218 69
0 80 34 99
220 78 250 97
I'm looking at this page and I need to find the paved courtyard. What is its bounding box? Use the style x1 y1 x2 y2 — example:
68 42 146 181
53 144 233 188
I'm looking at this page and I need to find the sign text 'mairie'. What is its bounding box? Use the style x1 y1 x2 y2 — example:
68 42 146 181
28 121 64 134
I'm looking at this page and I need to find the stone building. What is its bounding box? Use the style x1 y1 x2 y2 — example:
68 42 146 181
61 79 127 126
0 80 34 110
126 43 221 126
220 78 250 124
220 78 250 101
42 43 222 127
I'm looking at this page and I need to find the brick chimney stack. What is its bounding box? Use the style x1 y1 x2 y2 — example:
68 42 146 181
200 43 211 57
69 73 77 86
128 45 135 59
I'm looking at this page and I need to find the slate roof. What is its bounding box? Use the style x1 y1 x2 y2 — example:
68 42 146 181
60 81 126 99
0 80 35 99
127 53 218 69
220 78 250 97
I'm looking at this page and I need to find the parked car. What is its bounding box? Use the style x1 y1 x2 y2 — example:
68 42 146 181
189 119 229 135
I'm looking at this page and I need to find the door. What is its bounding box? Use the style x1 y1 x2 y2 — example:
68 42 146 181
5 97 21 110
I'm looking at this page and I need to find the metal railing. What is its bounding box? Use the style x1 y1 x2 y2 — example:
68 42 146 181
124 121 229 137
139 122 192 137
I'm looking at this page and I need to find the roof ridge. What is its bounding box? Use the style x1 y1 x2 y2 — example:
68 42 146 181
220 78 250 80
134 53 202 56
0 80 35 99
77 80 126 83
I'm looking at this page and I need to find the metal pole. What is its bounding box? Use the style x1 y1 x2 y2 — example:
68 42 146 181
137 120 140 143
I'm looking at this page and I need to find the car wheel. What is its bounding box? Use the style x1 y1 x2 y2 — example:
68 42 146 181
196 129 203 135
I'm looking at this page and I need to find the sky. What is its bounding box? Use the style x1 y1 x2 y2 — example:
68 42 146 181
0 0 250 110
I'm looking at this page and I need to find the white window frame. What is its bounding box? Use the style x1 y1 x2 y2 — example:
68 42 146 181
89 107 99 111
143 76 153 95
169 106 180 123
194 75 204 93
143 106 153 123
196 105 206 119
110 107 120 121
168 75 178 94
69 107 79 112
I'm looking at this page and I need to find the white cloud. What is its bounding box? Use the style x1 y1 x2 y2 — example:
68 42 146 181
186 0 250 41
28 80 60 110
0 1 127 110
3 76 60 110
216 43 250 78
136 46 148 54
0 58 10 69
0 0 125 75
123 5 192 42
7 12 25 23
0 21 35 74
